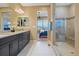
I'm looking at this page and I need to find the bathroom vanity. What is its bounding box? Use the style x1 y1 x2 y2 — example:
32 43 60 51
0 31 30 56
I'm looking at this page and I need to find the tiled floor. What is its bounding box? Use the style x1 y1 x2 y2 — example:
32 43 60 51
18 40 76 56
27 40 57 56
53 42 76 56
18 40 58 56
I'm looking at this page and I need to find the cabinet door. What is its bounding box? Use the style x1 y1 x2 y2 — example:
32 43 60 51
18 41 23 52
27 31 30 43
23 32 30 45
18 33 23 52
10 39 18 56
23 32 27 45
0 43 9 56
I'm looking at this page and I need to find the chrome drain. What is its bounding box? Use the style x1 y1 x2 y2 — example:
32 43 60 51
48 44 51 46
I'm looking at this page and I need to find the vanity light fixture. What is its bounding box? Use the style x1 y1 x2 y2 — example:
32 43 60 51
15 8 24 14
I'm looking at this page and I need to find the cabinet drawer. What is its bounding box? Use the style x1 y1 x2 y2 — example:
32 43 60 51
0 35 16 46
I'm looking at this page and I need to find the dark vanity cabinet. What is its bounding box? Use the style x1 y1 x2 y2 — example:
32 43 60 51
0 31 30 56
0 43 9 56
0 36 11 56
18 31 30 52
27 31 30 42
18 33 24 52
10 39 18 56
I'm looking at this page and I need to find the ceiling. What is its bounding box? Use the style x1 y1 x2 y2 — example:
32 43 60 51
0 3 72 7
0 3 9 7
21 3 50 6
55 3 72 7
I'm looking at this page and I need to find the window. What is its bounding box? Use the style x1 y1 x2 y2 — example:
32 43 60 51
37 20 50 30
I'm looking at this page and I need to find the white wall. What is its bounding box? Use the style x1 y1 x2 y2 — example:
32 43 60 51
55 6 70 18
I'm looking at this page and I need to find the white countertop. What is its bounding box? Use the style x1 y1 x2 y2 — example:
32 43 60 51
0 30 29 39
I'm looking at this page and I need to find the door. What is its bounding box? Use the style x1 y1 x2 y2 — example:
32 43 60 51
37 11 49 40
55 18 66 42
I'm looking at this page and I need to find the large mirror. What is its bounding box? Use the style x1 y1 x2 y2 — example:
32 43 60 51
1 12 11 31
17 17 29 27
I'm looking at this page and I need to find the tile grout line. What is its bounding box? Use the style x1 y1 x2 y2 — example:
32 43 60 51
51 45 62 56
